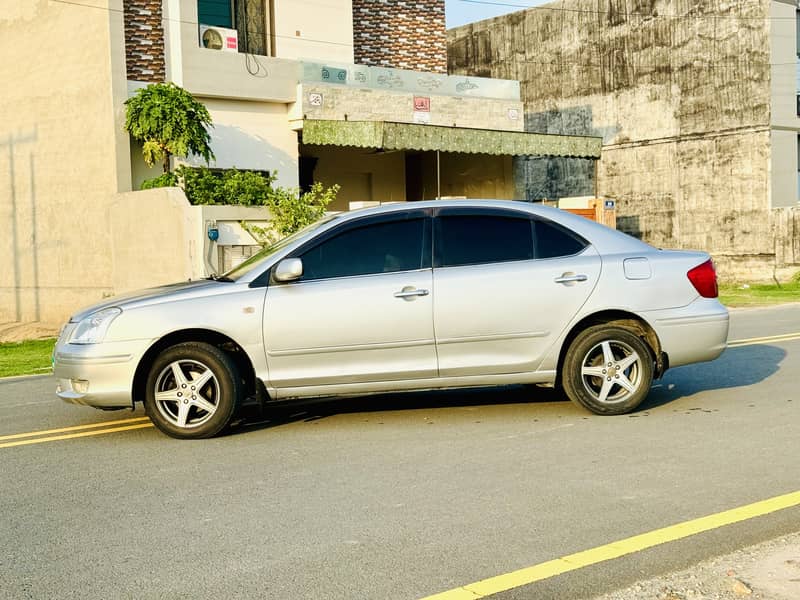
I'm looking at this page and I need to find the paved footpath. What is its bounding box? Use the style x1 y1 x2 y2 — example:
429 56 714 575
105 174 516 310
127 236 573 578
591 530 800 600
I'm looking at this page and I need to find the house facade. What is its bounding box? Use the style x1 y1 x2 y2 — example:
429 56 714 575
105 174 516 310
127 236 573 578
0 0 600 326
448 0 800 281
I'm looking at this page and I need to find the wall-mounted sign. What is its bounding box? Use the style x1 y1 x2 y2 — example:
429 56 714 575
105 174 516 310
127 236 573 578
321 67 347 84
413 96 431 112
413 111 431 124
604 199 616 210
507 108 520 121
308 93 323 107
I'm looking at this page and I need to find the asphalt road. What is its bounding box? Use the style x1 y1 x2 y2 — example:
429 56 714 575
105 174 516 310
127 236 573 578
1 305 799 600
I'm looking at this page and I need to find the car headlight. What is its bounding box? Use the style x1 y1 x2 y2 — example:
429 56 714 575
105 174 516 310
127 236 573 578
68 307 122 345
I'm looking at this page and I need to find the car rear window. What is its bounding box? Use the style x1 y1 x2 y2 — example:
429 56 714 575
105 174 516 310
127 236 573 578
534 219 588 259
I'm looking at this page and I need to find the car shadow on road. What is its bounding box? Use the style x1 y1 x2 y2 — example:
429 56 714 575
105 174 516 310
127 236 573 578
641 344 786 410
229 344 786 436
229 384 564 436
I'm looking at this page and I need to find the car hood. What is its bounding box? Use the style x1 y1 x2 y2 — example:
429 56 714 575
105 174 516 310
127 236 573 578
69 280 225 322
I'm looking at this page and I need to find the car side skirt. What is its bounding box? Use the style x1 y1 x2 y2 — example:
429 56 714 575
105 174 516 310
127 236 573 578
268 370 557 400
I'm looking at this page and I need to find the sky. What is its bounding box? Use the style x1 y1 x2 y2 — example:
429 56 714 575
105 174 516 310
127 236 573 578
445 0 551 29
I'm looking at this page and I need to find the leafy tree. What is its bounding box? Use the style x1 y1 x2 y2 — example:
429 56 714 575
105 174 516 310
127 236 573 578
125 83 214 173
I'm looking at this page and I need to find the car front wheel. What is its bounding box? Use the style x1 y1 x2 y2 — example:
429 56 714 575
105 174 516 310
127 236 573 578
144 342 241 439
562 325 653 415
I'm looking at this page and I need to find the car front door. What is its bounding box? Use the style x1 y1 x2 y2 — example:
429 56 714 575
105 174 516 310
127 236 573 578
432 207 601 377
263 211 436 394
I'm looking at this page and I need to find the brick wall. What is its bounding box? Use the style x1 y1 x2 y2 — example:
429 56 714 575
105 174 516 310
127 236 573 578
123 0 166 82
352 0 446 73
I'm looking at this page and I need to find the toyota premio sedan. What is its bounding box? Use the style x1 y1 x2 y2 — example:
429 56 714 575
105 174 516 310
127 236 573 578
54 200 728 439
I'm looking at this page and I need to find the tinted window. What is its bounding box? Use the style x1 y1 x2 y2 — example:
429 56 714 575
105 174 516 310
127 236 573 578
438 215 533 267
534 219 587 259
300 219 426 280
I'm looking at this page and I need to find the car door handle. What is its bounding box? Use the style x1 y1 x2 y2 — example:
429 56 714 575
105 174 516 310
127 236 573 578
554 274 588 284
394 288 429 299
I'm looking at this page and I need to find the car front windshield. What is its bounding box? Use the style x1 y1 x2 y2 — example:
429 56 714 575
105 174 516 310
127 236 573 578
223 214 341 281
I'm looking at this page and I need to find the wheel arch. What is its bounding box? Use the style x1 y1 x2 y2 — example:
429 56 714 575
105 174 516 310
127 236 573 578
556 310 667 385
132 329 258 407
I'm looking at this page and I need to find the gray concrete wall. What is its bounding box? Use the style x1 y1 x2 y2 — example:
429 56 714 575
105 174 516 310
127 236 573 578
448 0 800 280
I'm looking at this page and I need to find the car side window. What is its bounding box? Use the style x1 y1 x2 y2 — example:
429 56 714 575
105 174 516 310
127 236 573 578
437 215 534 267
533 219 588 259
299 218 426 281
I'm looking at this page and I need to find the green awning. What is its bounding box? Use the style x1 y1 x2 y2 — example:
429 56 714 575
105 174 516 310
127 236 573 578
301 119 601 158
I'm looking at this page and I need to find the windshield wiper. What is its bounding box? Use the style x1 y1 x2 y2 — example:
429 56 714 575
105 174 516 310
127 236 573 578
205 274 233 282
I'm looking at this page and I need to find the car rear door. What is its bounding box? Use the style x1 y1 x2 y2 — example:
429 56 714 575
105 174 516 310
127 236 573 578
432 207 601 377
263 210 436 392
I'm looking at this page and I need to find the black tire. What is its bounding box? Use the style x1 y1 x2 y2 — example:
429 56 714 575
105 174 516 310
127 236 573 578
144 342 241 439
562 325 653 415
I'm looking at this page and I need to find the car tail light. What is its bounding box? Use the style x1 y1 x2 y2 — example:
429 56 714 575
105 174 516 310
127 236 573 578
687 259 718 298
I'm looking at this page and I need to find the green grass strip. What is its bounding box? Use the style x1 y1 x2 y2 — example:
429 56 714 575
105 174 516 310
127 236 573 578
719 282 800 307
0 338 56 378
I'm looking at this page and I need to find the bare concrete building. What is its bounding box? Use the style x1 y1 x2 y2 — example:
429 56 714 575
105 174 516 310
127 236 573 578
448 0 800 280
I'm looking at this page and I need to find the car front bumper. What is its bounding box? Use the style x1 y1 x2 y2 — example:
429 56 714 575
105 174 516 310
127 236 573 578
53 327 149 409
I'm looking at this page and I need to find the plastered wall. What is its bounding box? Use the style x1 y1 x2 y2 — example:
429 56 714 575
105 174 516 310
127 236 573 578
0 0 131 324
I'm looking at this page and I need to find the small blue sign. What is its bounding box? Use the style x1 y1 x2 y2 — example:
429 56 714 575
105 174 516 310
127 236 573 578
604 200 616 210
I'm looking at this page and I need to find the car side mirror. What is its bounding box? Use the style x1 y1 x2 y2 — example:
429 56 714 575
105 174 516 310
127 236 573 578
274 258 303 282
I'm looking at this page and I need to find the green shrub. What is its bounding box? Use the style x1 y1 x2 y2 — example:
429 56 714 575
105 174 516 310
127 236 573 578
266 182 339 239
140 171 178 189
139 164 339 240
175 165 224 204
169 166 276 205
221 169 276 206
242 182 340 245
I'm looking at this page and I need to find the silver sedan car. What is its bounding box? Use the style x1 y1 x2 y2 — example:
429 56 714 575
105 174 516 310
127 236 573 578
54 200 728 439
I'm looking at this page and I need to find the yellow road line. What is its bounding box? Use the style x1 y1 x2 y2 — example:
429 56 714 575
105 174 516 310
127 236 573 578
422 490 800 600
0 423 154 449
728 332 800 347
0 416 150 442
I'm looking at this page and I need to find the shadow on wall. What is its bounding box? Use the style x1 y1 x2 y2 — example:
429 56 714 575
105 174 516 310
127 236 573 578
205 124 298 188
617 215 642 239
518 106 620 202
1 127 40 323
134 124 299 190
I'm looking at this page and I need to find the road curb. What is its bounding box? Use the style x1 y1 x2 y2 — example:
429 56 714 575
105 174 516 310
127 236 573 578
0 373 53 384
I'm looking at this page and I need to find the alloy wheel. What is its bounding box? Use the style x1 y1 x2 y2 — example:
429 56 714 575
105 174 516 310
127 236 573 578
153 359 220 429
580 340 643 405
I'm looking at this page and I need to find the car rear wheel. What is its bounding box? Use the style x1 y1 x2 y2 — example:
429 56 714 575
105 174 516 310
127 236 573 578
562 325 653 415
144 342 241 439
